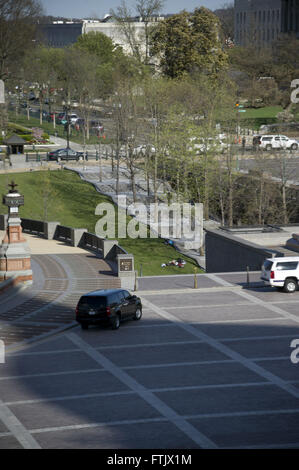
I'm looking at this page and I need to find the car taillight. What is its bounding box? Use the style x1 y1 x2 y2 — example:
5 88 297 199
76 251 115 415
106 307 111 316
270 271 275 279
75 305 79 316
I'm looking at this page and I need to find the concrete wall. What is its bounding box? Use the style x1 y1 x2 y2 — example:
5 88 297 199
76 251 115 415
205 229 284 273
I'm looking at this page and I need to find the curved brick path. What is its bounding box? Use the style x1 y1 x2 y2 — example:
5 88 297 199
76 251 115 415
0 233 120 348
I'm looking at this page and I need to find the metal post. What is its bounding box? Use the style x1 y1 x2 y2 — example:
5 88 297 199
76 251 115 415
246 266 250 286
194 267 198 289
134 270 138 291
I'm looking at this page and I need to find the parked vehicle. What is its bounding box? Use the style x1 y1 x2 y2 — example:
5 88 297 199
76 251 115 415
261 257 299 293
68 114 80 124
47 148 83 161
259 135 298 151
56 113 68 125
76 288 142 330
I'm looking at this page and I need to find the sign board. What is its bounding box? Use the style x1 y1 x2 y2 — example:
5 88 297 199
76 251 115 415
238 110 247 113
119 259 133 272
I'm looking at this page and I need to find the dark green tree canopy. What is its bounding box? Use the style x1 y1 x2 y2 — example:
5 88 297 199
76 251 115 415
74 31 124 65
150 7 228 79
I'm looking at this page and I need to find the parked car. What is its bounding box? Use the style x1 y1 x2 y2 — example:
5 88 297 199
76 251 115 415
68 113 80 124
133 144 156 155
259 135 298 151
261 256 299 293
76 288 142 330
56 113 68 125
47 148 83 161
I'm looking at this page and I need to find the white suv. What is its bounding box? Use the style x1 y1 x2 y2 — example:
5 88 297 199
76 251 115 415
259 135 298 151
261 257 299 293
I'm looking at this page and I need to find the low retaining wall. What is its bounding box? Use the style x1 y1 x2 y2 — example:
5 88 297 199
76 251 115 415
205 229 284 273
1 215 131 279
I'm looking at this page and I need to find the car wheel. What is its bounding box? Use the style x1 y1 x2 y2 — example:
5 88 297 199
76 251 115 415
291 143 298 150
57 156 61 163
112 314 120 330
133 307 142 321
283 279 298 293
266 144 272 151
81 323 89 330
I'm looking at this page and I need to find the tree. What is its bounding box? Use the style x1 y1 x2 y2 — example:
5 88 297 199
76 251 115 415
110 0 164 65
0 0 43 81
214 3 235 42
150 8 228 79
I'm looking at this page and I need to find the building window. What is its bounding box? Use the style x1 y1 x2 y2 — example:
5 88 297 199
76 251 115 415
259 11 261 23
263 11 266 23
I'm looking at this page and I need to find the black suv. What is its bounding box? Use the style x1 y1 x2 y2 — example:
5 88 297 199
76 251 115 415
76 289 142 330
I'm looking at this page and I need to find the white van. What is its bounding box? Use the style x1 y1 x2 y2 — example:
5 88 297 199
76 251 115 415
261 257 299 293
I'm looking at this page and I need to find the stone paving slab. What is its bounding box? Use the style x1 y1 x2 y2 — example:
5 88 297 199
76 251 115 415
188 413 299 448
9 394 160 431
32 421 199 450
192 318 299 340
155 385 298 416
126 361 263 389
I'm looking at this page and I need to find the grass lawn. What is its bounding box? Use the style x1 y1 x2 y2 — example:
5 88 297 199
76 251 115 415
240 106 283 119
8 112 105 146
0 169 201 276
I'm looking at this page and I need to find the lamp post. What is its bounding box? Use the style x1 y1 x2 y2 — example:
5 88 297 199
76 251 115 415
0 181 32 284
63 99 71 149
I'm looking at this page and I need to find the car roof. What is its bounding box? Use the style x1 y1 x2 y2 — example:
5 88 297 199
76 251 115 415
82 288 126 297
266 257 299 262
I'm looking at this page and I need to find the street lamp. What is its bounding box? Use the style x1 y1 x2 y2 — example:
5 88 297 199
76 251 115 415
63 99 71 149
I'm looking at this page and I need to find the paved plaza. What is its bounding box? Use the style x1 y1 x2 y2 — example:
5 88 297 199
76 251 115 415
0 265 299 449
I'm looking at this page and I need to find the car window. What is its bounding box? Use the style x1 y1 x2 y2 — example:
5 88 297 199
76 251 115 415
263 260 273 271
276 262 298 271
123 290 131 300
117 291 126 302
78 296 106 308
262 137 272 141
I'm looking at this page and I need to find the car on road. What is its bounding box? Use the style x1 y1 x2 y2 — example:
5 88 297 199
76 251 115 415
56 113 68 125
47 148 83 161
76 288 142 330
259 135 298 151
261 256 299 293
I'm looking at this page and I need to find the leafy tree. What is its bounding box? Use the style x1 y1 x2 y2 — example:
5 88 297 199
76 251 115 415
150 8 228 79
74 31 123 65
0 0 43 81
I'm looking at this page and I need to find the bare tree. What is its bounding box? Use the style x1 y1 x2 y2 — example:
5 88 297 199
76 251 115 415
110 0 164 64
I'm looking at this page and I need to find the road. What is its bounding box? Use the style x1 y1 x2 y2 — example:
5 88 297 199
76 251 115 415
238 155 299 183
0 270 299 449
